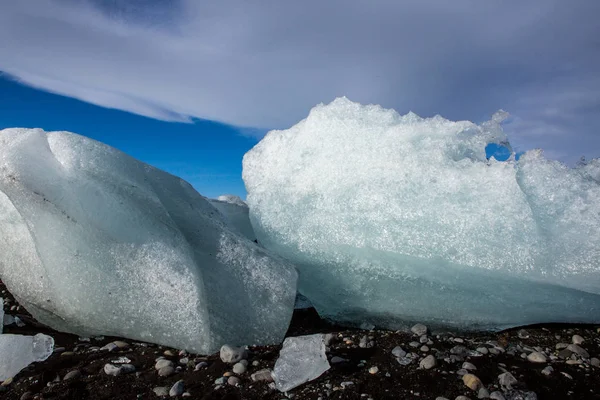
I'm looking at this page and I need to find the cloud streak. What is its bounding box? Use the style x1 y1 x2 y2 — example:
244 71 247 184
0 0 598 162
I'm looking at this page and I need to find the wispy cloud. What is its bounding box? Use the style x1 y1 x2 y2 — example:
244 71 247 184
1 0 598 161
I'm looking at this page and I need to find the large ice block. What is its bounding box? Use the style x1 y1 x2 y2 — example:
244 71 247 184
209 196 256 241
243 97 600 330
0 128 297 354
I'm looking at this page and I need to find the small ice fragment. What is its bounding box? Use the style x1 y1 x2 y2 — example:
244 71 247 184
272 334 330 392
0 333 54 381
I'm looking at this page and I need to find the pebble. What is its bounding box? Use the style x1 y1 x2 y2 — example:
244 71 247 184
419 335 429 343
541 366 554 375
392 346 406 358
590 357 600 367
556 343 569 350
489 392 506 400
158 366 175 377
227 376 241 386
233 362 247 374
252 360 260 367
463 373 483 391
558 349 573 359
163 350 175 356
155 359 174 370
251 369 273 382
498 372 517 389
153 387 169 397
63 370 82 380
170 380 185 396
476 347 489 355
101 343 119 352
567 344 589 358
223 371 234 377
20 392 33 400
214 377 226 385
456 396 471 400
368 366 379 374
478 387 490 399
113 340 129 349
220 344 247 364
526 351 547 363
420 345 429 352
462 362 477 371
411 323 428 336
572 335 584 345
104 363 129 376
409 341 420 348
517 329 529 339
194 362 208 370
419 355 437 370
179 357 189 365
60 351 75 357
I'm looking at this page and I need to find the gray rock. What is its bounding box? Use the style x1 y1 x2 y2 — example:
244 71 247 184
456 396 471 400
232 362 247 374
435 397 450 400
63 370 82 380
103 363 121 376
590 357 600 367
476 347 489 355
194 362 208 370
478 387 490 399
20 392 33 400
526 352 547 363
541 366 554 376
392 346 406 358
489 392 505 400
220 345 247 364
451 345 468 355
155 359 174 370
214 377 227 385
419 355 436 369
567 344 589 358
227 376 241 386
572 335 584 345
411 323 428 336
463 373 483 391
420 345 430 352
462 362 477 371
498 372 517 389
420 335 429 343
158 366 175 377
153 387 169 397
169 380 185 397
557 349 573 359
555 343 569 350
101 343 119 352
409 341 420 348
517 329 529 339
120 364 136 374
251 369 273 382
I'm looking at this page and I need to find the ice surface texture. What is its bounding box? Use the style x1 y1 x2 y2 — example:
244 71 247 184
0 333 54 381
243 97 600 330
273 334 330 392
209 196 256 241
0 128 297 354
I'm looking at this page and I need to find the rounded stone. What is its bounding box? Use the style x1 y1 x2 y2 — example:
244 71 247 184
527 351 547 363
169 380 185 397
220 344 247 364
227 376 241 386
155 359 174 370
463 373 483 391
411 323 428 336
419 355 437 370
63 369 82 380
153 387 169 397
232 362 247 374
158 366 175 377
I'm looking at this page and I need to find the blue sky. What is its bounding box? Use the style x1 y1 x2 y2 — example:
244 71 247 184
0 75 255 198
0 0 598 192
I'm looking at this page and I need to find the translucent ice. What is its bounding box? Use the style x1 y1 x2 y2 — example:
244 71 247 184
0 128 297 354
0 298 3 333
0 333 54 381
209 196 256 241
243 97 600 331
272 334 330 392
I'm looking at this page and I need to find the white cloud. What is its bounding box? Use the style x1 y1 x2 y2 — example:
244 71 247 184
0 0 598 160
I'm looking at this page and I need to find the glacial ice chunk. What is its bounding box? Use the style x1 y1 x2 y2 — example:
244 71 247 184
0 333 54 381
0 298 3 333
272 334 330 392
0 128 297 354
209 196 256 241
243 97 600 330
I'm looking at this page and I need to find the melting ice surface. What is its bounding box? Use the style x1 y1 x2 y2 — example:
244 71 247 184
0 333 54 381
0 128 297 354
209 196 256 241
273 334 330 392
243 97 600 331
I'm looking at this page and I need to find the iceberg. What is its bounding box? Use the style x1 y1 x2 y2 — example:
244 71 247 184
0 333 54 381
0 128 297 354
243 97 600 330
